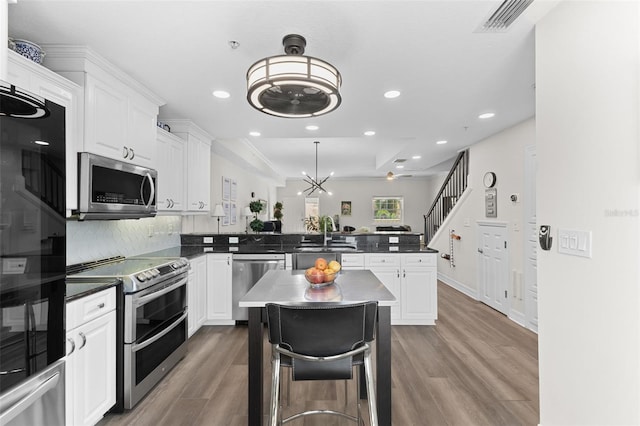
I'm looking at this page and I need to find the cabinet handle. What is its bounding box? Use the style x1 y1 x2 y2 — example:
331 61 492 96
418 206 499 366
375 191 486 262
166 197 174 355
129 148 135 160
123 146 129 158
97 302 105 309
396 270 400 278
78 332 87 350
403 270 406 278
67 338 76 356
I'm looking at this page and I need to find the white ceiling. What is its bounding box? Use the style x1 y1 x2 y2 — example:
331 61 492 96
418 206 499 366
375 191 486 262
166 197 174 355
8 0 557 181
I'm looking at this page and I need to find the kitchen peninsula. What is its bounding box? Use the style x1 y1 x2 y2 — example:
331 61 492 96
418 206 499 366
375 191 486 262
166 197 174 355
164 232 439 329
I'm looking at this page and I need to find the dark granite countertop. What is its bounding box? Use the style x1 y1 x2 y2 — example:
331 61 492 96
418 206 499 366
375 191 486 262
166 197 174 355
66 278 121 302
163 245 438 258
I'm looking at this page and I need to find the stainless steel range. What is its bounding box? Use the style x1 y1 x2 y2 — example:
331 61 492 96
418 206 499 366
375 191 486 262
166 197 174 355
67 256 190 409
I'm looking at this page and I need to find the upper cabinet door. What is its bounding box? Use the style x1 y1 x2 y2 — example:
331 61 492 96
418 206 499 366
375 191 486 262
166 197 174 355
155 129 185 212
85 73 128 161
85 73 157 167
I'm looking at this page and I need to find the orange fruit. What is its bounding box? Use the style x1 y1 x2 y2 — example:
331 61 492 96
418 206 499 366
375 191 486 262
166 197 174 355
314 258 328 271
328 260 341 273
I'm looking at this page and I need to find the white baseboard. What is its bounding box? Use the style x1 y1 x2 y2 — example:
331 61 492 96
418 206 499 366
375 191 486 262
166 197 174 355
508 309 526 327
437 272 478 300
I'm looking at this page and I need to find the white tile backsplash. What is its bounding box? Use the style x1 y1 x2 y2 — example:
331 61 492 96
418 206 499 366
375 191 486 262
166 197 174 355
67 216 182 265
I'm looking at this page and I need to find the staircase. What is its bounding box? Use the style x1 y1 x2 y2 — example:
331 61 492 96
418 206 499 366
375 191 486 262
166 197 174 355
424 150 469 244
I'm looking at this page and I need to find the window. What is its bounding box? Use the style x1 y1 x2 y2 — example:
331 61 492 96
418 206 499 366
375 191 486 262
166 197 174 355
372 197 403 221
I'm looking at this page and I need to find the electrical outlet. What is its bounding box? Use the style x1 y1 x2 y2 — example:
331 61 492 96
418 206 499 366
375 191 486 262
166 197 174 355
203 237 213 244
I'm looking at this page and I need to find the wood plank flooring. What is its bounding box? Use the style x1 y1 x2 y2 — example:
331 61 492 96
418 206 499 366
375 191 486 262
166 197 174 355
99 282 539 425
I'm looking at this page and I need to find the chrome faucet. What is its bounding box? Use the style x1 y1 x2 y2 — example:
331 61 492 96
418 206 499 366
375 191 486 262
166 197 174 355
324 216 336 246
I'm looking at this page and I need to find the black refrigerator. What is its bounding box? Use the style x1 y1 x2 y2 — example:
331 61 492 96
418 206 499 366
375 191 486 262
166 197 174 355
0 82 66 425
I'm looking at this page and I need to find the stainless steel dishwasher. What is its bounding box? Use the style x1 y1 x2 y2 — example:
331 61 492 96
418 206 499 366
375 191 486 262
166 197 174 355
232 253 285 321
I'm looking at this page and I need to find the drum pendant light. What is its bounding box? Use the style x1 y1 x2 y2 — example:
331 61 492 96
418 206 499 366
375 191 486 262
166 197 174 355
246 34 342 118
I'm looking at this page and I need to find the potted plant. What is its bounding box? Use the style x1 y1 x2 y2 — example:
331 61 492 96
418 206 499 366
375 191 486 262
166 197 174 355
249 200 264 233
273 201 283 221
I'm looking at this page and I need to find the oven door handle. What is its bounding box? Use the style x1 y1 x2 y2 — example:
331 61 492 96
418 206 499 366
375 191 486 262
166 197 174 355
132 310 187 353
134 276 187 307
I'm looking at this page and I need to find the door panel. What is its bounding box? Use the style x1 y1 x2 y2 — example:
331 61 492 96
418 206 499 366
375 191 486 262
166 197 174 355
478 223 509 314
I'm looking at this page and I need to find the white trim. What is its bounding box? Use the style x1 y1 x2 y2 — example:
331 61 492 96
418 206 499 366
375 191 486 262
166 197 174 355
508 309 526 328
437 272 478 300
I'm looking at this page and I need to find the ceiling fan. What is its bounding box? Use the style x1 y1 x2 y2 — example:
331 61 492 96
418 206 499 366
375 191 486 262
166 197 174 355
386 171 413 180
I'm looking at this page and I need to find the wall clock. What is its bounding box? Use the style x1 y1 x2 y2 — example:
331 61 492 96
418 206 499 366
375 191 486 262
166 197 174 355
483 172 497 188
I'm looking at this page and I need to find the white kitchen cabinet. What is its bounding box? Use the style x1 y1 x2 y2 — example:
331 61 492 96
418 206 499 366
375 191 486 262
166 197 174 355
365 253 402 321
66 287 116 426
340 253 365 270
6 50 81 216
162 120 212 213
205 253 234 325
365 252 437 325
44 46 164 168
155 128 185 212
187 255 207 337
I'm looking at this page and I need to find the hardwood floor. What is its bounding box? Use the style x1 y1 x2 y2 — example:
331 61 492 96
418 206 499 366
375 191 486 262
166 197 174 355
99 282 539 425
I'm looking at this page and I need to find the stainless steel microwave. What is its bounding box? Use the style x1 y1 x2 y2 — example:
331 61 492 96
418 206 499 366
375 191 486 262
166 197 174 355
76 152 157 220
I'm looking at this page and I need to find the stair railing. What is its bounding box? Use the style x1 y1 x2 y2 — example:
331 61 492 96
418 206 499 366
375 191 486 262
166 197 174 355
424 150 469 244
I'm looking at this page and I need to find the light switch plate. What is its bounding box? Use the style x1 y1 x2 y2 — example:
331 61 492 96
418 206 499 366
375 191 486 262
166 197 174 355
203 237 213 244
229 236 239 244
389 236 399 244
558 228 592 258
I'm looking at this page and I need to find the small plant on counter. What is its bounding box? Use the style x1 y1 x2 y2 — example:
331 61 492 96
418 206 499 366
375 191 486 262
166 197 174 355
273 201 283 221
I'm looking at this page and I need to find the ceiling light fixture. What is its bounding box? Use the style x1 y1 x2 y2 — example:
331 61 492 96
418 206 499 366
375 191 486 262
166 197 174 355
384 90 401 99
212 90 230 99
249 131 261 137
301 141 332 196
478 112 495 119
436 140 448 145
364 130 376 136
305 125 319 131
246 34 342 118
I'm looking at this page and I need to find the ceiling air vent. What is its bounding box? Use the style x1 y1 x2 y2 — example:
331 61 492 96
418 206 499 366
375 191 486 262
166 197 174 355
477 0 534 32
393 158 407 164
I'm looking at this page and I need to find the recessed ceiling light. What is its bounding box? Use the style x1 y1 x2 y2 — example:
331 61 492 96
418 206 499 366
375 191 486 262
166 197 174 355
249 131 261 137
34 140 49 146
305 125 319 131
436 140 447 145
478 112 495 119
412 155 421 159
396 165 404 169
212 90 230 99
364 130 376 136
384 90 401 99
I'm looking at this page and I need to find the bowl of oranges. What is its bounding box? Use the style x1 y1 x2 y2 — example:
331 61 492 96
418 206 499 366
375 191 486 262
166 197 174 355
304 257 342 287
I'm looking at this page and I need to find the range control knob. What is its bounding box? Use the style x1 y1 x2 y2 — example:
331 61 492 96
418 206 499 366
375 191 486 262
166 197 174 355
136 273 147 282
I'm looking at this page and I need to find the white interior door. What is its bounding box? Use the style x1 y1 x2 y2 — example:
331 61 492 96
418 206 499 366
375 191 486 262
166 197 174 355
477 222 509 315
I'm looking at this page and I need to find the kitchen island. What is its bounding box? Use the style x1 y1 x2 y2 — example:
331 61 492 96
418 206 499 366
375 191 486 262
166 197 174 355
239 269 396 425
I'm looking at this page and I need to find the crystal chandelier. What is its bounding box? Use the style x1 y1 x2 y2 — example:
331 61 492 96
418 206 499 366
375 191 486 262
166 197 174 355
246 34 342 118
